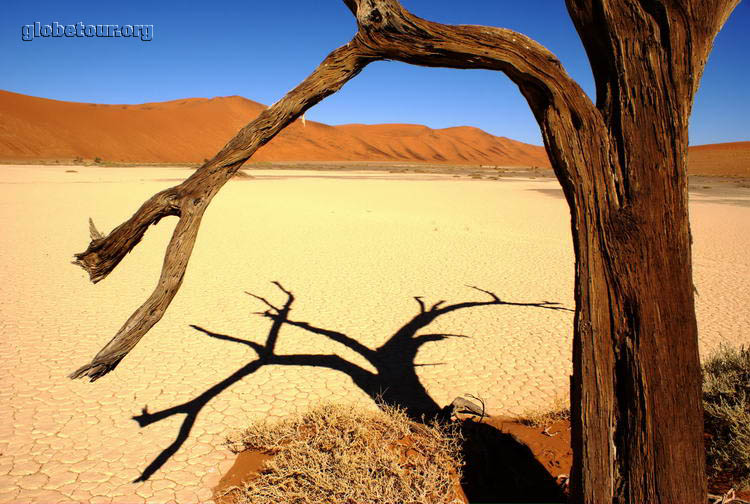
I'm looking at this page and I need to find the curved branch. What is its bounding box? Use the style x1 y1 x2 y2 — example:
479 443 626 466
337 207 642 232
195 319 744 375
70 39 373 380
74 189 182 283
72 0 598 381
70 203 206 380
347 0 616 206
353 1 578 107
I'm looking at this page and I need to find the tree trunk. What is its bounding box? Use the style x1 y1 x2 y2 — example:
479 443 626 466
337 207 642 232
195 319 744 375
567 124 705 503
559 2 738 501
68 0 740 501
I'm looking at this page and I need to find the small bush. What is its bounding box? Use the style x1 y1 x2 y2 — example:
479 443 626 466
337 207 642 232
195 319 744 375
94 157 102 164
518 396 570 428
703 345 750 490
223 403 464 504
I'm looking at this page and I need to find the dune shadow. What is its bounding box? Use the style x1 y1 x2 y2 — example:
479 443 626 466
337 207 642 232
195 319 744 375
131 281 571 501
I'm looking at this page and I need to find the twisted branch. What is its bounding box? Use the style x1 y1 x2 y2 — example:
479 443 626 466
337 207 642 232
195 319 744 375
71 0 590 380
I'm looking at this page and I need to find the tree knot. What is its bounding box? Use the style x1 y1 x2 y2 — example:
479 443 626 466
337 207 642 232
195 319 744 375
356 0 390 30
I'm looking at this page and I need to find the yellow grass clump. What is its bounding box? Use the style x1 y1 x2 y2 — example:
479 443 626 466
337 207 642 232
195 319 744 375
222 403 465 504
517 396 571 429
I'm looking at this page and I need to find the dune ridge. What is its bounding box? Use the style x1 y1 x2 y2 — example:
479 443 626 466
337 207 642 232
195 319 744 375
0 90 549 167
1 90 747 175
686 141 750 177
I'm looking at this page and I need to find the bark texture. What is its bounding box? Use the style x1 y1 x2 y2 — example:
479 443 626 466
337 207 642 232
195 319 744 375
561 2 739 502
70 0 740 501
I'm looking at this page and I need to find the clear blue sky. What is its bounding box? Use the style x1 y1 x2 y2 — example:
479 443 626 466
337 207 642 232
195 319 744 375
2 1 748 146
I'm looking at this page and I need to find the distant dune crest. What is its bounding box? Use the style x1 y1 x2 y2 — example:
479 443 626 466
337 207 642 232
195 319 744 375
0 90 747 175
0 90 548 167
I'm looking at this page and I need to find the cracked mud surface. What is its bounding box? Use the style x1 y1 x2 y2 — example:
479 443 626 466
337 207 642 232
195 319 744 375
1 166 748 503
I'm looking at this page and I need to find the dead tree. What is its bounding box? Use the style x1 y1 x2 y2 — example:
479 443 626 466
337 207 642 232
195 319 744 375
70 1 740 502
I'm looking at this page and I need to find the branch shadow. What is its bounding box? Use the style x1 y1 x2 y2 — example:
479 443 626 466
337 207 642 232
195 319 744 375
132 282 571 502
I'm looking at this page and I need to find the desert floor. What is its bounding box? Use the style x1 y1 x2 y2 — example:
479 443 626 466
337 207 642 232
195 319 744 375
1 165 748 503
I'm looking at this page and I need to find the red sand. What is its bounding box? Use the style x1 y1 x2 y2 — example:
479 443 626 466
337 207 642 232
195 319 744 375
3 90 746 175
213 417 750 503
688 141 750 177
0 90 550 167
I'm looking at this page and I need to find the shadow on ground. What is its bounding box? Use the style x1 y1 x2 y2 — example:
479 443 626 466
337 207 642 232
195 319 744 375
131 282 570 502
460 419 566 503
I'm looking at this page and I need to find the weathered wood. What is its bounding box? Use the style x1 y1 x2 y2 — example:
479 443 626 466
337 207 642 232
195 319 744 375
69 40 370 379
71 1 741 501
561 2 739 502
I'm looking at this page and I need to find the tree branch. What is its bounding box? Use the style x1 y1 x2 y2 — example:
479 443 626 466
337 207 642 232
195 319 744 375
73 39 370 285
349 1 595 112
70 204 205 380
347 0 616 207
70 40 371 381
74 188 182 283
72 0 594 380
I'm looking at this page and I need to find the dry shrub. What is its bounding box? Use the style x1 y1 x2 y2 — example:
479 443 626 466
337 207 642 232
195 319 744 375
703 345 750 490
517 396 571 428
222 403 464 504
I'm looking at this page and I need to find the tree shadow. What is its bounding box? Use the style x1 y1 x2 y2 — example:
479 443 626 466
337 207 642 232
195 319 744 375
459 420 567 503
132 282 570 501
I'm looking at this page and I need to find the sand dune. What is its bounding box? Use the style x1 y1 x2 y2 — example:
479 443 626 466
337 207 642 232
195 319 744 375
688 141 750 177
1 90 747 175
0 90 550 167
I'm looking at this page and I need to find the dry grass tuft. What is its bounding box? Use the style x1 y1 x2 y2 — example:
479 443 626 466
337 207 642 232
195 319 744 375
703 345 750 491
517 397 571 428
222 403 464 504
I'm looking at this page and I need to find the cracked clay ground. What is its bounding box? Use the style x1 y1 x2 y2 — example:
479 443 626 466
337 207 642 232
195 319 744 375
1 166 748 503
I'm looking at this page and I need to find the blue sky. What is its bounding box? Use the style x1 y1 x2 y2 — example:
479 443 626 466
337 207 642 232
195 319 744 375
2 0 748 146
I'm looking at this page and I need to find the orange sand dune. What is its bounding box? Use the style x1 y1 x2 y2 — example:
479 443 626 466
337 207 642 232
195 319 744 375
0 90 550 167
688 141 750 177
1 90 747 175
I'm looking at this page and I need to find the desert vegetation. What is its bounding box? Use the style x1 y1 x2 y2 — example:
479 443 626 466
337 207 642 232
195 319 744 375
221 403 464 504
704 346 750 492
217 345 750 504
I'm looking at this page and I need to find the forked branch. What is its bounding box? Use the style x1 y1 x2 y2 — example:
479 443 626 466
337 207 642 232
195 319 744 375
70 41 370 380
71 0 591 381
